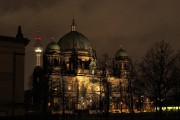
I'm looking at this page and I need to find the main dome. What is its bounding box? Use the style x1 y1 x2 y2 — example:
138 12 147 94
57 20 92 52
58 31 92 52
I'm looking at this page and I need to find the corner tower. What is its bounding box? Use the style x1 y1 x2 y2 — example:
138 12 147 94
113 47 131 78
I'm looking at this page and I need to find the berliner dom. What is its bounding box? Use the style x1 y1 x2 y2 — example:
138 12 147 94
32 20 152 114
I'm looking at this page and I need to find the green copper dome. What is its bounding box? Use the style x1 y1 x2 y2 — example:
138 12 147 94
57 31 92 52
57 19 92 52
45 41 60 53
115 48 128 60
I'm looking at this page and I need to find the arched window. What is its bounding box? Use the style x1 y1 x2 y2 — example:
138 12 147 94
54 58 59 66
66 63 69 71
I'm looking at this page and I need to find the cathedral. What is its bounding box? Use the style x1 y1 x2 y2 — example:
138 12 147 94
32 20 141 114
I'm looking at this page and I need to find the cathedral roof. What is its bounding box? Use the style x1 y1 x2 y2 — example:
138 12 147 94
58 31 92 52
57 19 93 52
115 48 128 60
45 41 60 53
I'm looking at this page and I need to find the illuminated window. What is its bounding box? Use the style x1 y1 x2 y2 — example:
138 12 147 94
66 63 69 70
68 86 71 90
48 103 51 106
54 58 59 66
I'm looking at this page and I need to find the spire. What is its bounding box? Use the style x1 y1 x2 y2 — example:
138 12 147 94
16 25 23 39
71 19 76 31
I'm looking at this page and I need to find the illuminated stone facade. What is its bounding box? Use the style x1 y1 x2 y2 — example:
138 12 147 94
33 21 152 113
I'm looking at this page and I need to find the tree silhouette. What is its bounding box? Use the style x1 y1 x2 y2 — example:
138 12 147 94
139 40 179 119
171 51 180 114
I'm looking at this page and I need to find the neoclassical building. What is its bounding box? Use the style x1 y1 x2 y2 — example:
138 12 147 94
32 20 134 113
0 26 29 116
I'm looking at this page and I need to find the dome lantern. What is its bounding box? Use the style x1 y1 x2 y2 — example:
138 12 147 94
71 19 76 31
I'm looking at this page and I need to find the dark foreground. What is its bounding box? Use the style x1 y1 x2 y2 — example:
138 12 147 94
0 112 180 120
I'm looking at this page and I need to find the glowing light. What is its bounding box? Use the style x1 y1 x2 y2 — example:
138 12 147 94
34 47 43 53
48 103 50 106
68 86 71 90
35 37 41 40
156 106 180 111
35 49 42 53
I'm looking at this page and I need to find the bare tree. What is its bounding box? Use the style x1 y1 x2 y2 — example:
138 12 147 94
171 51 180 114
132 62 146 112
98 53 112 116
139 40 179 119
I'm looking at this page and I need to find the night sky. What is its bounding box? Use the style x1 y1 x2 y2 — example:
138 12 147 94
0 0 180 90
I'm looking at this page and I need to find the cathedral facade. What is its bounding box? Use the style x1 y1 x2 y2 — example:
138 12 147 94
32 20 138 114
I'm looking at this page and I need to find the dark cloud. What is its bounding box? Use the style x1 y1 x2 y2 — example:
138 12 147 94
0 0 180 89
